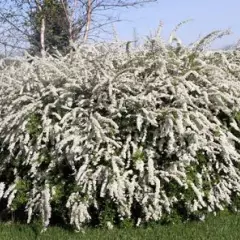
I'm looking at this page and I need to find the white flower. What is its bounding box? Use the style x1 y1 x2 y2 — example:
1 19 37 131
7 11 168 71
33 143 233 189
3 184 16 199
41 184 52 227
7 189 17 208
106 221 114 230
136 114 144 131
135 160 144 172
0 182 5 199
147 150 155 184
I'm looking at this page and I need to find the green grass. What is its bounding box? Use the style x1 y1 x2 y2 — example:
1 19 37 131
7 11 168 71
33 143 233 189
0 212 240 240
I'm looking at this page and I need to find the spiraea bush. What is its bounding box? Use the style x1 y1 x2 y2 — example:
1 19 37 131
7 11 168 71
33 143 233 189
0 27 240 231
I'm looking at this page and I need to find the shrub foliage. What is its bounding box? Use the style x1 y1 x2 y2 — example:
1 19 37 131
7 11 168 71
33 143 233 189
0 30 240 230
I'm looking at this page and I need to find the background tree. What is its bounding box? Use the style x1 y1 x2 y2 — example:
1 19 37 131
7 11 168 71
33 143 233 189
0 0 157 57
28 0 70 56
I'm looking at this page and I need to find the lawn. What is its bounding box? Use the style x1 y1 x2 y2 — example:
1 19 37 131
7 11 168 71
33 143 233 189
0 212 240 240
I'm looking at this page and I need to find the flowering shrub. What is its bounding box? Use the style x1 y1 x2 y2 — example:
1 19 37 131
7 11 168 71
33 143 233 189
0 29 240 231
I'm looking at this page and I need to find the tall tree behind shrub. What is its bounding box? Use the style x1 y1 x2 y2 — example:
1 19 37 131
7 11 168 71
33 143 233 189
28 0 70 56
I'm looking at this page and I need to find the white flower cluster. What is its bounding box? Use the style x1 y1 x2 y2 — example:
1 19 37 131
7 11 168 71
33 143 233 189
0 31 240 230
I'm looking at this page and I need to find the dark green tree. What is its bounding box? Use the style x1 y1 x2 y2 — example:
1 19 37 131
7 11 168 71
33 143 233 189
28 0 70 56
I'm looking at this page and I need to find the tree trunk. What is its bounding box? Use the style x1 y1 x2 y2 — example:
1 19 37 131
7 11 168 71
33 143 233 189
40 16 46 57
83 0 91 42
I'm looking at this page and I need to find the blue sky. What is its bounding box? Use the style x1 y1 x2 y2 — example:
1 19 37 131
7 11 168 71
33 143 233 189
112 0 240 49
